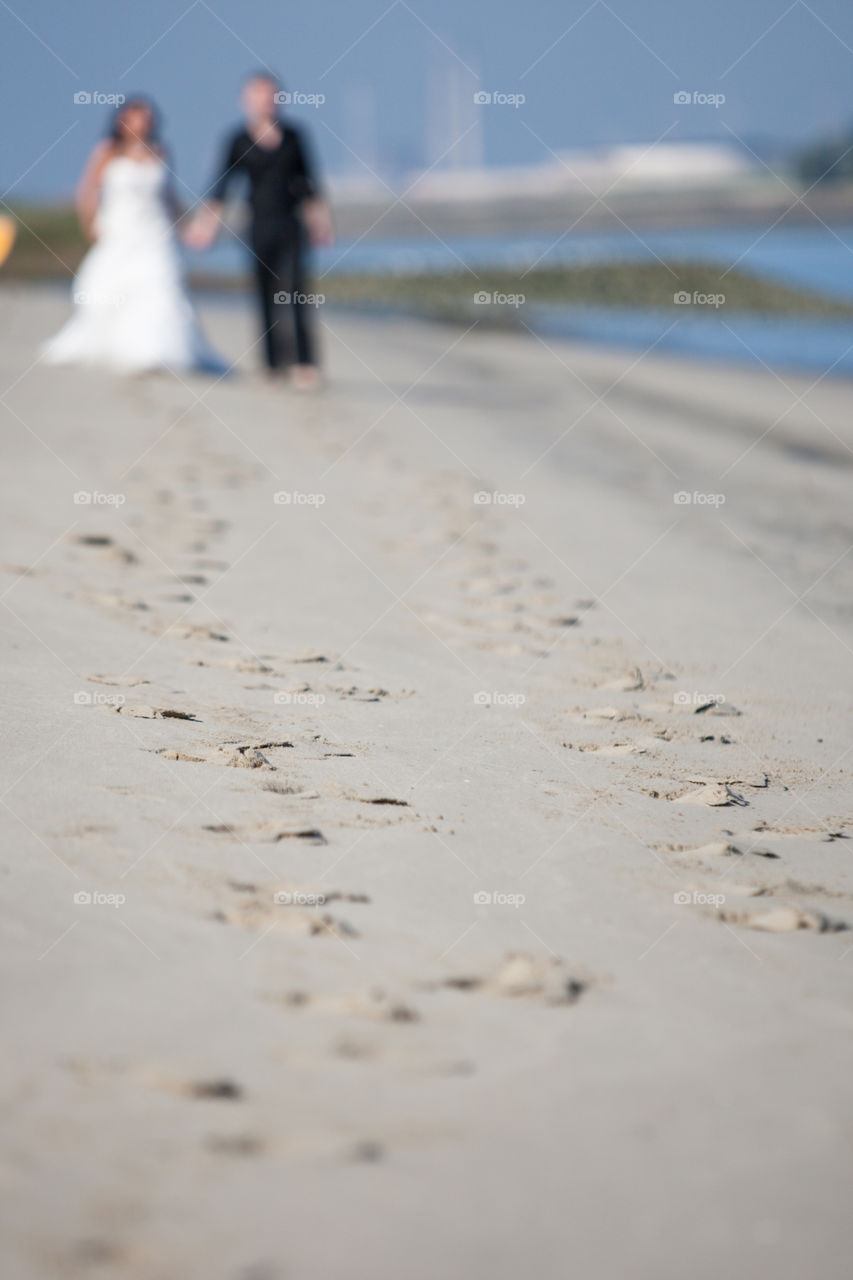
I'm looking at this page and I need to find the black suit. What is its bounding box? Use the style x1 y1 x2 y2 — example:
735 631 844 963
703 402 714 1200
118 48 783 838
211 123 320 369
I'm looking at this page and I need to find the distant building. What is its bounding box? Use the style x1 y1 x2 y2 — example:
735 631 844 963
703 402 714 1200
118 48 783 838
329 141 755 206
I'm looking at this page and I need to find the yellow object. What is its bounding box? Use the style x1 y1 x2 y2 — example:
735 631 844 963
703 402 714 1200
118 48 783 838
0 216 16 268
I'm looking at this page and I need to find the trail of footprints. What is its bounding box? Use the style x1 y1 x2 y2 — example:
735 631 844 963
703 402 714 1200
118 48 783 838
561 671 851 931
55 459 852 957
7 433 850 1275
367 468 853 936
14 445 850 1198
58 511 591 1046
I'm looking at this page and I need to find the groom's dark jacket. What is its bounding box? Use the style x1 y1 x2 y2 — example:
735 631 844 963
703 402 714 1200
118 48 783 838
210 122 320 236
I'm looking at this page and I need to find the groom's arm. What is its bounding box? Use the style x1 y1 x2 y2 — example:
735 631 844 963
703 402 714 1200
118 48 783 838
185 132 242 249
291 127 333 248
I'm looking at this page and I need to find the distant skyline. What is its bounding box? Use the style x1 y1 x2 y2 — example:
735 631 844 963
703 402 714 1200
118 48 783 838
1 0 852 202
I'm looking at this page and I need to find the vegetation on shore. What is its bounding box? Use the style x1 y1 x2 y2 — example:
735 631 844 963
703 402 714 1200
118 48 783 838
5 203 853 320
317 262 853 321
4 205 85 278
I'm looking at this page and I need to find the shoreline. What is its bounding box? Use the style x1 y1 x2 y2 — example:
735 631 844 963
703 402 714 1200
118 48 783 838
11 278 853 383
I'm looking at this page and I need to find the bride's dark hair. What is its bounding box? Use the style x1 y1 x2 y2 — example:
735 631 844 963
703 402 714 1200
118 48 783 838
108 96 161 145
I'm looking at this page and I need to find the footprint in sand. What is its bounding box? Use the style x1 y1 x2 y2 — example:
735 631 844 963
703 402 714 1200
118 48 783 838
264 985 418 1023
86 673 150 688
718 905 848 933
433 952 589 1006
673 774 768 808
204 1133 264 1158
67 1059 246 1101
183 1078 244 1100
75 587 150 613
332 684 409 702
359 796 410 807
661 839 780 861
111 704 199 720
1 561 45 580
72 534 138 565
565 739 652 757
158 621 230 643
674 783 749 807
212 887 359 938
598 668 645 693
190 657 278 675
576 706 640 723
201 822 327 845
647 697 743 720
158 740 294 769
260 781 320 799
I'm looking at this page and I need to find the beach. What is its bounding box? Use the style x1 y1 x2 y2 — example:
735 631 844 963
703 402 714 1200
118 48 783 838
1 282 852 1280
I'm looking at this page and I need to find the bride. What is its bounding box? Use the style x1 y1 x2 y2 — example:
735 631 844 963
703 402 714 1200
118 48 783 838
43 97 221 374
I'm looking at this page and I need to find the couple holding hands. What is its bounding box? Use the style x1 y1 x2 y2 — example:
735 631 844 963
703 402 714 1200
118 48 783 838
45 71 333 388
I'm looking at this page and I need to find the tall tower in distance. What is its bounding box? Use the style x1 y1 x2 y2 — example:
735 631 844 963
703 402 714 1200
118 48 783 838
344 82 379 176
426 50 484 172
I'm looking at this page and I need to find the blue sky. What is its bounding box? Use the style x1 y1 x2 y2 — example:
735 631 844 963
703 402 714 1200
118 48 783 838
2 0 852 201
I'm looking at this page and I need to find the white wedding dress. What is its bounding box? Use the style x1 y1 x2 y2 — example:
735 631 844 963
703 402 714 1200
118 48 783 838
43 157 222 373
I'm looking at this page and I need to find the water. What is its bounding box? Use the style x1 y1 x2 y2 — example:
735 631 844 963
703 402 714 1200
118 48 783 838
195 222 853 376
528 305 853 377
317 224 853 303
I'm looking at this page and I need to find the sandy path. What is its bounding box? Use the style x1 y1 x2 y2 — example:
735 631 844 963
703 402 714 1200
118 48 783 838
1 284 852 1280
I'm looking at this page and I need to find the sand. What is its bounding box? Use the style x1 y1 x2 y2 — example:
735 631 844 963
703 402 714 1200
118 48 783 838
1 283 852 1280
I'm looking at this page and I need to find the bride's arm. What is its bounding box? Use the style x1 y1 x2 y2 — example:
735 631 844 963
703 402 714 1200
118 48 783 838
161 151 186 225
75 142 112 241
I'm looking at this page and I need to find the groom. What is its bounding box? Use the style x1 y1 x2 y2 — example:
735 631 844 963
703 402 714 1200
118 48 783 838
190 72 333 389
